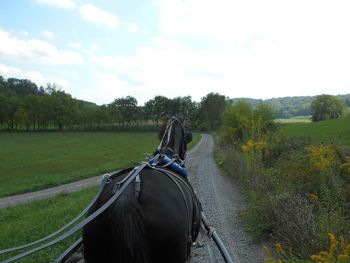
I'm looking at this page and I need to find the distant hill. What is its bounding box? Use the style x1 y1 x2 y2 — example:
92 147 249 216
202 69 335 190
78 100 99 110
230 94 350 118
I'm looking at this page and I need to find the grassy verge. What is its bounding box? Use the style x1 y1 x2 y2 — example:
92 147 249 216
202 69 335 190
216 132 350 261
0 187 98 263
188 133 201 150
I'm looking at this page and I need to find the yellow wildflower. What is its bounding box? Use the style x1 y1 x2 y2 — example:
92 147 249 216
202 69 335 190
344 244 350 255
328 233 337 245
242 139 268 153
275 242 284 254
308 193 319 202
255 140 268 150
242 139 254 153
310 254 321 261
307 144 337 172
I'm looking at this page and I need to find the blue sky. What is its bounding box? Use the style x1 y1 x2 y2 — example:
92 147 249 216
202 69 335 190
1 0 350 105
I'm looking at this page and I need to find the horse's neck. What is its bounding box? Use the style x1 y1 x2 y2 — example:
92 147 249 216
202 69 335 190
160 122 184 159
169 124 184 159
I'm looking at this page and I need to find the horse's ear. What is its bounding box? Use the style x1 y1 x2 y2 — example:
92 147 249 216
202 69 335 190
184 132 192 144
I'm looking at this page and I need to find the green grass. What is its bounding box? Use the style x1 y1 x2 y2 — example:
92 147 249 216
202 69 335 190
0 132 201 197
279 116 350 148
0 187 97 263
188 133 201 150
0 132 159 197
275 115 311 123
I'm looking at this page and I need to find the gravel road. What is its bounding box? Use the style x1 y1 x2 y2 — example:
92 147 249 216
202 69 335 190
188 134 264 263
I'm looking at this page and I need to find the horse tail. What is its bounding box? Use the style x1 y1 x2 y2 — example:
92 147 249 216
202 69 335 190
108 195 150 263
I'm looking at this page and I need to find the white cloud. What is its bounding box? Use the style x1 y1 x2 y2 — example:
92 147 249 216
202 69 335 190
0 64 69 88
90 43 99 52
41 30 55 39
85 73 136 104
89 25 350 105
0 29 83 65
67 42 83 48
148 0 350 99
19 30 29 36
124 22 140 33
79 4 120 29
33 0 76 9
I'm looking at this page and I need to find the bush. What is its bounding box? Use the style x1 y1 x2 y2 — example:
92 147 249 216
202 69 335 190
268 193 319 257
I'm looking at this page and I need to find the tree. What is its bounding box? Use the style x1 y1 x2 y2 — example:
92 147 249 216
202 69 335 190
0 94 21 130
221 101 275 142
310 95 345 122
110 96 139 127
23 95 41 130
0 93 8 127
46 85 79 130
144 96 171 126
170 96 196 123
199 92 227 130
221 100 253 141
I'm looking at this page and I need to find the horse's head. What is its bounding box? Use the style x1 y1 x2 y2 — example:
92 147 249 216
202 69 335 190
157 116 192 161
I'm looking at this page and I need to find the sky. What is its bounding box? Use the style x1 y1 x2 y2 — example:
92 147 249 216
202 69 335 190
0 0 350 105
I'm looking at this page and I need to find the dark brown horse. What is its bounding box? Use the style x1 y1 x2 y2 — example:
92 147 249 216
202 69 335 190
82 117 201 263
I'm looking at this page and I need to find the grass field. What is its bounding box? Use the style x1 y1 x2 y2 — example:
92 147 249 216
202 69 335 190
0 132 201 197
0 187 98 263
278 115 350 148
275 115 311 123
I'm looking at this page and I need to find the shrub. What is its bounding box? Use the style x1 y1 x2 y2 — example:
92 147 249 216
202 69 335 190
268 193 319 258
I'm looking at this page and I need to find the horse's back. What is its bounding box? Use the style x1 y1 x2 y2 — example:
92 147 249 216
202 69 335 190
83 167 199 263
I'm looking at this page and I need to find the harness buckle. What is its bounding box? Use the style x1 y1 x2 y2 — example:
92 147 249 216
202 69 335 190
102 173 112 184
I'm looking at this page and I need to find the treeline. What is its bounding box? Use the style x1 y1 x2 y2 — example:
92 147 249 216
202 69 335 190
0 76 229 131
232 95 350 118
2 75 350 131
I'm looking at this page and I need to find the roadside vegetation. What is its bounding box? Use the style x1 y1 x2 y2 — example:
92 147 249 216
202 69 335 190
215 96 350 262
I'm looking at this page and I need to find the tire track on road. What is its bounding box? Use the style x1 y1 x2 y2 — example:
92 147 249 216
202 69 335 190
188 134 265 263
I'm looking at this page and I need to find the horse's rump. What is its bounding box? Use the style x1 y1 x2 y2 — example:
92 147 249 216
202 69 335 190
83 166 201 263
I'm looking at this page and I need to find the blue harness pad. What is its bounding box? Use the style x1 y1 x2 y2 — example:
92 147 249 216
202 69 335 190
148 154 188 178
